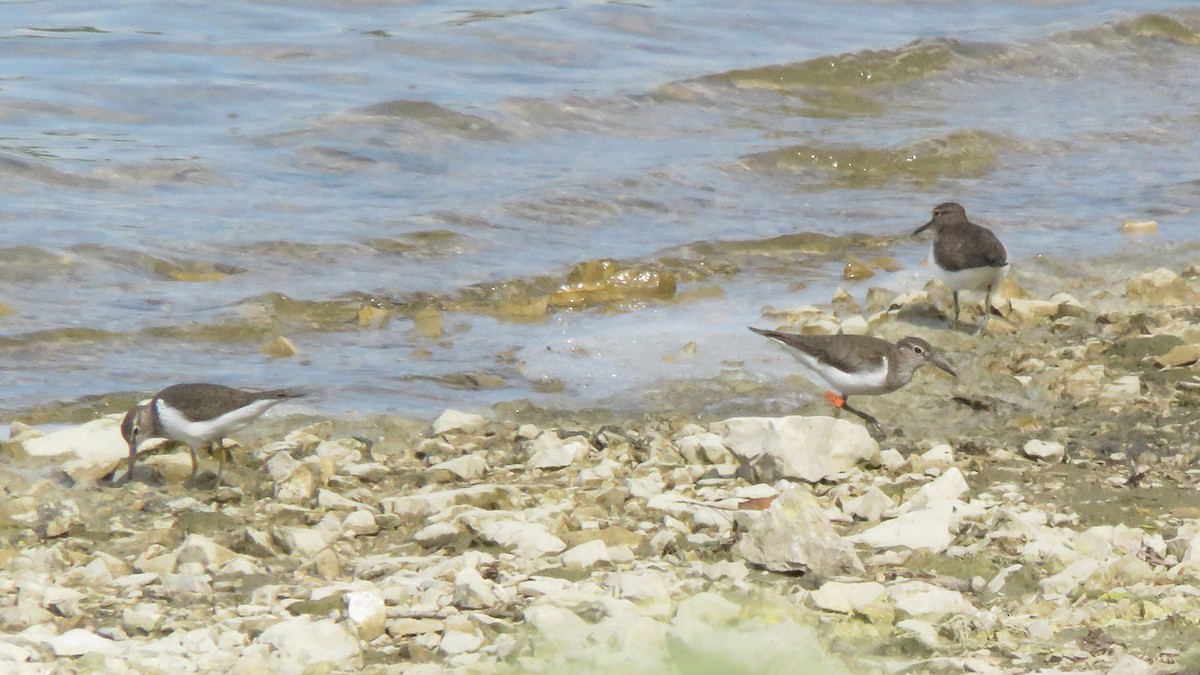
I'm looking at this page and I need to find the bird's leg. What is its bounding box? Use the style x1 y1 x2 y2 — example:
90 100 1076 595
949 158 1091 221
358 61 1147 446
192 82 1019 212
952 290 961 327
824 391 846 420
120 445 137 485
213 443 230 484
189 445 200 477
980 284 993 334
839 396 887 439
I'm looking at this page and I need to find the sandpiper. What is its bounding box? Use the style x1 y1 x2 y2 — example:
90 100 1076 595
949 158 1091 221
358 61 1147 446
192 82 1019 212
749 327 956 437
913 202 1009 332
119 383 307 484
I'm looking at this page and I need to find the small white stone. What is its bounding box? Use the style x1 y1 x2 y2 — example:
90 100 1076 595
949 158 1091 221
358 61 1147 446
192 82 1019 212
272 526 329 557
900 467 969 512
317 489 361 511
896 619 944 649
841 487 894 522
1026 619 1054 640
561 540 610 570
257 617 362 669
849 499 960 553
809 581 886 614
432 410 487 435
413 521 461 549
1022 439 1064 462
672 591 742 627
713 416 879 483
453 567 498 609
123 602 164 634
43 628 120 657
526 434 588 470
518 576 572 598
878 448 907 471
473 519 565 558
429 454 488 481
738 487 863 576
920 443 954 465
346 591 386 642
175 533 238 571
676 432 735 465
342 510 379 537
1105 654 1153 675
616 571 673 605
1040 558 1101 596
888 581 974 621
524 605 591 653
440 629 485 655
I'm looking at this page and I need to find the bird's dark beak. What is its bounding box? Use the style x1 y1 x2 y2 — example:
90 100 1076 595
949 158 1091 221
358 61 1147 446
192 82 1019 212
928 353 957 377
913 219 934 236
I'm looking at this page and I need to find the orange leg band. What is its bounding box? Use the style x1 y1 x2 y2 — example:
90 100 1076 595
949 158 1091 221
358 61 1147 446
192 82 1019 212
825 391 846 408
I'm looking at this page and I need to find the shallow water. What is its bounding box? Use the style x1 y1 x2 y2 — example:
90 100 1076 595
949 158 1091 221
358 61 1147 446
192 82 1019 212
3 1 1200 420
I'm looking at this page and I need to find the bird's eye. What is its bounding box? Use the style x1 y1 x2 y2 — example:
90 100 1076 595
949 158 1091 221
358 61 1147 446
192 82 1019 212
913 345 925 354
132 425 140 436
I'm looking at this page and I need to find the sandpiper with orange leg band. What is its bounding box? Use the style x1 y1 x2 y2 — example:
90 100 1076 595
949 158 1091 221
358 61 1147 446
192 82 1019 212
750 328 956 438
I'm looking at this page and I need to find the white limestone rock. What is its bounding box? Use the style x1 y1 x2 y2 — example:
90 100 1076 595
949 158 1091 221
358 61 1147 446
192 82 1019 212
381 485 522 517
809 581 886 614
316 489 361 512
346 591 386 642
1022 439 1065 463
43 628 120 657
713 416 879 483
888 580 974 621
432 409 487 435
525 433 589 470
429 454 488 481
849 499 961 553
524 604 591 654
473 519 566 558
17 416 129 484
453 567 498 609
257 616 363 671
123 602 164 634
341 510 380 537
175 533 238 571
271 526 330 558
413 521 462 549
841 487 894 522
561 540 610 570
1126 268 1200 305
899 467 969 513
675 432 735 465
737 487 863 576
1040 559 1102 596
440 628 485 655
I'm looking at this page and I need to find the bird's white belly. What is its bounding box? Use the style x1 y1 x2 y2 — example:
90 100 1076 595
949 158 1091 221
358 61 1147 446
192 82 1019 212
931 255 1010 292
790 352 891 397
156 398 280 447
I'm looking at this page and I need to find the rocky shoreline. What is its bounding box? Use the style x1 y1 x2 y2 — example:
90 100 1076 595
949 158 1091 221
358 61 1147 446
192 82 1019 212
4 260 1200 673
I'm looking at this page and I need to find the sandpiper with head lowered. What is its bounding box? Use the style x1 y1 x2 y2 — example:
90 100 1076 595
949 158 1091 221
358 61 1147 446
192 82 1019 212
749 327 956 437
119 383 307 484
913 202 1009 333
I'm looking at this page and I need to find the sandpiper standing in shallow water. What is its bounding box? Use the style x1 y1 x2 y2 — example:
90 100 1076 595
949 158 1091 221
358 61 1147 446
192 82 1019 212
913 202 1009 333
749 327 956 438
119 383 307 484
